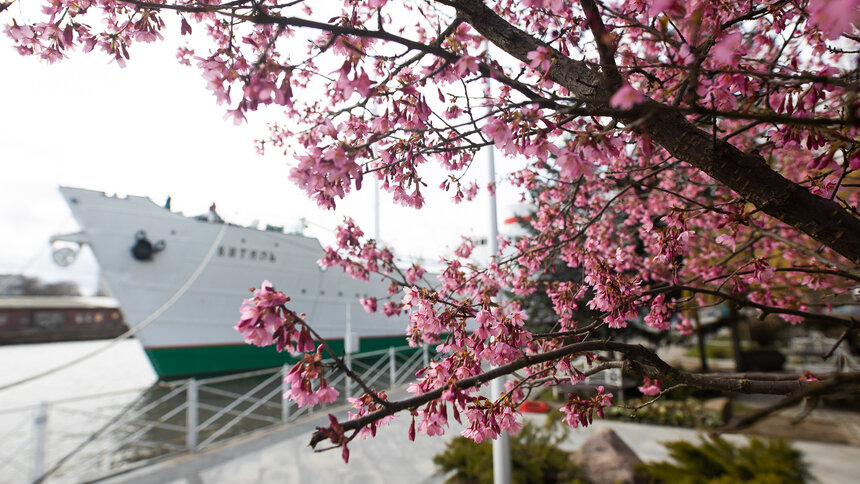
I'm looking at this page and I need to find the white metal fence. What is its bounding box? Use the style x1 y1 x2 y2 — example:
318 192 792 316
0 345 430 484
789 333 860 372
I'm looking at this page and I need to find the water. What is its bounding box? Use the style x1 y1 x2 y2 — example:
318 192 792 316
0 340 418 483
0 339 157 412
0 339 427 482
0 340 294 482
0 340 157 483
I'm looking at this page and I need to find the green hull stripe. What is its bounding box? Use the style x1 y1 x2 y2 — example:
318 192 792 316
144 335 409 379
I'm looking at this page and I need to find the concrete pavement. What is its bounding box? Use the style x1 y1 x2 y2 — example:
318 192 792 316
101 406 860 484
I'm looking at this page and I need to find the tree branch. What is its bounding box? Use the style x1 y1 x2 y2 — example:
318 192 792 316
451 0 860 266
671 284 859 326
719 375 860 432
579 0 622 90
310 340 859 446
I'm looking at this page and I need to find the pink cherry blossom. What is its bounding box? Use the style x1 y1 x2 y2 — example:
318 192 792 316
712 32 743 65
638 377 661 396
360 297 378 313
648 0 685 18
807 0 860 40
12 0 859 461
609 84 643 110
526 46 553 72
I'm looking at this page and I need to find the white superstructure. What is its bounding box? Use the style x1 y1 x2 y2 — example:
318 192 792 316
51 187 409 377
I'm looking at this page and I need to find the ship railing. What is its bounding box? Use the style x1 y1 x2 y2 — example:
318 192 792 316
1 344 430 484
0 407 35 483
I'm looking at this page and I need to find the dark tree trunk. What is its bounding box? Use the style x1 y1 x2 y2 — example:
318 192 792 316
694 310 710 373
728 304 745 372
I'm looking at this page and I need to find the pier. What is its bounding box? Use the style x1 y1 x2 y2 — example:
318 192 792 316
0 345 430 483
101 410 860 484
2 343 859 484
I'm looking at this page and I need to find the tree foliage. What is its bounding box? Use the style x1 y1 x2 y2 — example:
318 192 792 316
6 0 860 460
0 274 81 296
638 435 810 484
433 419 586 484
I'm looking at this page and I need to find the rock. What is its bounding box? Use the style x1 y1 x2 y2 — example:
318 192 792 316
573 427 642 484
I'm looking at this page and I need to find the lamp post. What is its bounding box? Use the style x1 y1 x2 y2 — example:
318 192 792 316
486 75 512 484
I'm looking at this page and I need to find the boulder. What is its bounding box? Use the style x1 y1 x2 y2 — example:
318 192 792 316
573 427 642 484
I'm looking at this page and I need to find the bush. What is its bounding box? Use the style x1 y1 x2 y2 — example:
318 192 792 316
638 435 810 483
433 419 587 484
603 397 725 428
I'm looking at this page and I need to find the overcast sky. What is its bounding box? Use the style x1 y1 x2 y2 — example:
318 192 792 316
0 33 518 295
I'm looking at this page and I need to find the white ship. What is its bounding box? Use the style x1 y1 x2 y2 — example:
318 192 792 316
50 187 409 379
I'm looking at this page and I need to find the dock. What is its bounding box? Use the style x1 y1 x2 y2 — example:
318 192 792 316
3 343 859 484
102 404 860 484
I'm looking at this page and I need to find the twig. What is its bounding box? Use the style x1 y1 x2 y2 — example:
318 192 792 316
625 383 688 414
823 322 857 360
718 375 859 433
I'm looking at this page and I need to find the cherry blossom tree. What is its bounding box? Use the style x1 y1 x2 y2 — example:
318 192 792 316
6 0 860 460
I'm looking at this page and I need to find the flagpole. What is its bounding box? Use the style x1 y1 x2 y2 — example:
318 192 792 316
486 41 512 484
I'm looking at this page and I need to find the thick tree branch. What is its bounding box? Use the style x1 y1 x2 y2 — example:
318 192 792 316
720 375 860 432
448 0 605 100
579 0 622 90
671 284 858 326
310 340 858 446
451 0 860 266
636 104 860 266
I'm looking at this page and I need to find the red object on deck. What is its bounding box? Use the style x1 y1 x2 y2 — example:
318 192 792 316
518 400 549 413
503 215 532 225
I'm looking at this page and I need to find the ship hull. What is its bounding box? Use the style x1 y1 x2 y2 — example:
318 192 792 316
145 335 409 379
55 187 410 379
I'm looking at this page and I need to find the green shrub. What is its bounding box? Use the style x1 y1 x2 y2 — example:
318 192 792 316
603 397 725 428
433 419 587 484
638 435 810 483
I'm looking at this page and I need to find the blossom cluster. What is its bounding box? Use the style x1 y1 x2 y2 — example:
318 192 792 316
284 346 340 407
234 281 314 354
637 377 661 396
347 391 395 439
560 386 614 428
10 0 859 458
235 283 338 410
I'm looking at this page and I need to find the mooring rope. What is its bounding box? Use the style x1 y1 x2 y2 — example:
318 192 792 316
0 223 228 392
